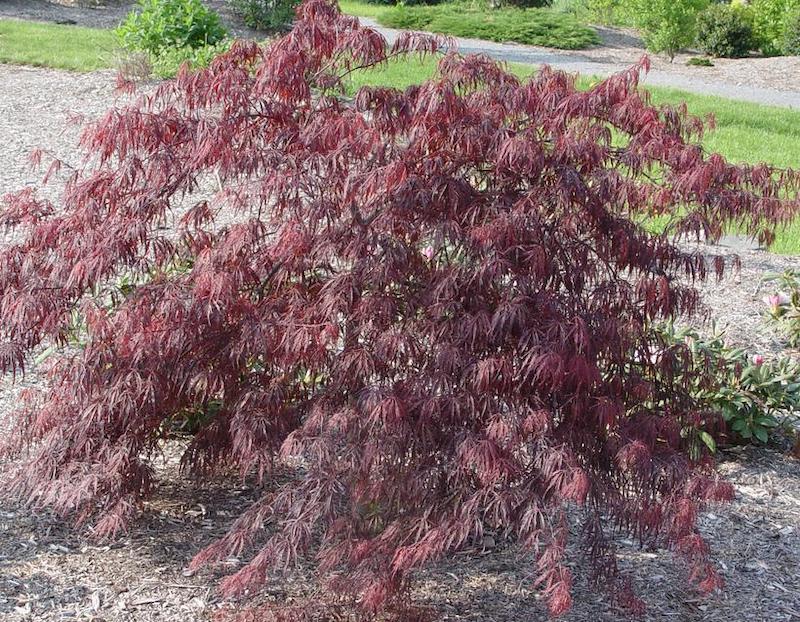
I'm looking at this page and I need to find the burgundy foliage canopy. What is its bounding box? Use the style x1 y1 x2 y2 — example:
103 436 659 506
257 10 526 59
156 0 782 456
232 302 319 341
2 0 799 616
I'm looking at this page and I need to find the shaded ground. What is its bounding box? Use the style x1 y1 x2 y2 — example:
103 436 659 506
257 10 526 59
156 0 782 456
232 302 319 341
1 442 798 621
0 62 799 622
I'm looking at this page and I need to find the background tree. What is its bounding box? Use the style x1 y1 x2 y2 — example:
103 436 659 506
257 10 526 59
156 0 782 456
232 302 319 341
1 0 799 617
630 0 709 61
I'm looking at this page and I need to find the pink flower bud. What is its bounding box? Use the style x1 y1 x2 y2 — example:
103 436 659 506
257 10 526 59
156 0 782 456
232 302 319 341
763 293 791 309
422 245 434 260
763 294 779 308
753 354 764 366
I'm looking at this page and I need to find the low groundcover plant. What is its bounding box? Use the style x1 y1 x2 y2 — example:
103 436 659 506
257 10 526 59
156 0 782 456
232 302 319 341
1 0 799 617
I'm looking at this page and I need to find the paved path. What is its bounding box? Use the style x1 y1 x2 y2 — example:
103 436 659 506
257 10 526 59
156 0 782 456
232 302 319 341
360 17 800 109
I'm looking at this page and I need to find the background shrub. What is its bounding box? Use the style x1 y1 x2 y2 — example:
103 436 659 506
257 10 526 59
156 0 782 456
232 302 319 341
116 0 227 54
550 0 589 17
630 0 709 60
2 1 800 618
751 0 800 55
149 38 233 77
500 0 552 7
695 3 754 57
347 0 442 4
783 9 800 54
380 4 601 49
228 0 302 30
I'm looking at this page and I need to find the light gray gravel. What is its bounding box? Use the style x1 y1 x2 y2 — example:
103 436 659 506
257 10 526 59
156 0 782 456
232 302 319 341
0 64 122 436
0 65 120 201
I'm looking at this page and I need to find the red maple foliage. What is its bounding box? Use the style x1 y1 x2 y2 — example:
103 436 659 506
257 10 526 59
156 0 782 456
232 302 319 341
2 0 799 617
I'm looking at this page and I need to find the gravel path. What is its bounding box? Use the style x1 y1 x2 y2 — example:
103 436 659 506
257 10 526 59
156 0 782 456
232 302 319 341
1 64 799 622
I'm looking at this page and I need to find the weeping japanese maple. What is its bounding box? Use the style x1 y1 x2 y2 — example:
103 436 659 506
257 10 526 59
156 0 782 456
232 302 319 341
1 0 799 617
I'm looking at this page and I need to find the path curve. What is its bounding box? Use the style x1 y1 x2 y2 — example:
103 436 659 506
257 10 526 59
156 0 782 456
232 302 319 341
360 17 800 109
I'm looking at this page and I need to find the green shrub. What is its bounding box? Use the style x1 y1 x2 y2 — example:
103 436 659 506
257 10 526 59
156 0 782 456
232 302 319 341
380 4 600 49
116 0 228 54
687 55 714 65
550 0 588 17
533 0 635 24
750 0 800 55
783 9 800 54
150 39 233 77
659 324 800 446
349 0 441 4
228 0 301 29
585 0 619 23
695 3 753 57
762 270 800 346
629 0 709 61
712 354 800 444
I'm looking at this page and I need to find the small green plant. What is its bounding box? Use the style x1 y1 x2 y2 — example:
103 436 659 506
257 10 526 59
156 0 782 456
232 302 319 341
711 355 800 443
115 0 230 79
629 0 709 61
687 55 714 66
762 270 800 346
695 2 754 57
150 38 233 77
116 0 228 54
657 324 800 446
228 0 301 30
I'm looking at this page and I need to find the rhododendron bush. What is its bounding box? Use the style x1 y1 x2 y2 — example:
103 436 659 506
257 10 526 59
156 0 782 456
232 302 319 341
2 0 799 617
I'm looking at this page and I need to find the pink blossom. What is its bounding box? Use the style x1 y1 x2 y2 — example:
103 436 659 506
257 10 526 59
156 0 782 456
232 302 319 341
763 292 791 308
753 354 765 366
422 245 434 260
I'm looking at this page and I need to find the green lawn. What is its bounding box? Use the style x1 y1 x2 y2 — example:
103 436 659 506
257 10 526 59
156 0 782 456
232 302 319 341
341 0 600 49
339 0 396 20
0 18 117 71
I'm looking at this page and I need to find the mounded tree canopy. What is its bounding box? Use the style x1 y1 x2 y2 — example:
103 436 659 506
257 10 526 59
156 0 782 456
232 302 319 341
1 0 798 616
